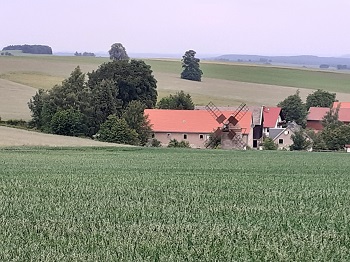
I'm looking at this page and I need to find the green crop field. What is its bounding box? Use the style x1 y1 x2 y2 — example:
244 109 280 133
1 147 349 261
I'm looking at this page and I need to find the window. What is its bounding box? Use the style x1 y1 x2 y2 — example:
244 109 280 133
284 130 289 135
199 134 204 140
183 134 188 139
278 138 284 144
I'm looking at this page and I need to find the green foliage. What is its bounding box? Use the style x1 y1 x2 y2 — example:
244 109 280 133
1 119 27 127
98 115 139 145
28 60 157 138
122 101 152 146
310 106 350 151
277 90 308 127
108 43 129 61
149 138 161 147
50 109 87 136
3 44 52 54
262 137 278 150
321 106 343 129
157 90 194 110
28 88 48 129
290 130 311 151
306 89 336 110
88 60 158 109
181 50 203 81
167 139 191 148
321 124 350 151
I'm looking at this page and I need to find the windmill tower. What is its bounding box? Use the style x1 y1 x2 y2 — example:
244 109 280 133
205 102 249 149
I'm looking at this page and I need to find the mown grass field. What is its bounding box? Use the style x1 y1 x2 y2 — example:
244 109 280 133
2 55 350 120
1 147 350 261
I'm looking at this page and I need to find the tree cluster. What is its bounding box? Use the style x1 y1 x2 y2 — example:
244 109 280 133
1 51 13 56
157 90 194 110
3 45 52 54
74 51 95 57
278 89 336 128
28 58 157 145
311 107 350 150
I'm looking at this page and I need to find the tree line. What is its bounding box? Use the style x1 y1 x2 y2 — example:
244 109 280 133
3 45 52 54
28 43 157 146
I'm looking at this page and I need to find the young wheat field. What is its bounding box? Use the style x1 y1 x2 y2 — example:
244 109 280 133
1 147 349 261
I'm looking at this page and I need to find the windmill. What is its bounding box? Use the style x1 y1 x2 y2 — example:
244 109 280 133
205 101 249 149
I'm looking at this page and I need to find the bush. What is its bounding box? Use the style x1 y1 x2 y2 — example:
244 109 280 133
262 137 278 150
149 138 161 147
98 115 139 145
4 119 27 127
167 139 191 148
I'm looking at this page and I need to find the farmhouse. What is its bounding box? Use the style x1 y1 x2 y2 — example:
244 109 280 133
307 106 350 132
262 106 284 137
268 121 303 150
145 109 253 148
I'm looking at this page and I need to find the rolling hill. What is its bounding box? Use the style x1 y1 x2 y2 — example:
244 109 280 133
1 55 350 122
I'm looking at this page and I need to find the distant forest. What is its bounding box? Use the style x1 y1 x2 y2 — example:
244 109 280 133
2 45 52 54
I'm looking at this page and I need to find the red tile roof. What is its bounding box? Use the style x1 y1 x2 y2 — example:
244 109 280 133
145 109 252 134
333 102 350 109
308 107 350 122
307 107 330 121
262 107 282 128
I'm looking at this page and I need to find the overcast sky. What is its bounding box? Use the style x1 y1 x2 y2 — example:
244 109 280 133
2 0 349 56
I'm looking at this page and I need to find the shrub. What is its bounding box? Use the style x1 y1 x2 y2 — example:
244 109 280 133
98 115 139 145
149 138 161 147
262 137 278 150
167 139 191 148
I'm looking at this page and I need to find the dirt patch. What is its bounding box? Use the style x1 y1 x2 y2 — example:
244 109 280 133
0 126 128 147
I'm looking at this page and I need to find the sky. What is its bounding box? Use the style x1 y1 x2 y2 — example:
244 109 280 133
1 0 350 57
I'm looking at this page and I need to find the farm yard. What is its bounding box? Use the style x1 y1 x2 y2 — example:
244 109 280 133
1 147 350 260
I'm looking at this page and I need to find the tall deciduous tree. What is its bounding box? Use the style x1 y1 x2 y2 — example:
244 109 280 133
88 60 158 109
181 50 203 81
122 101 152 146
108 43 129 61
306 89 336 110
277 90 308 127
157 90 194 110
